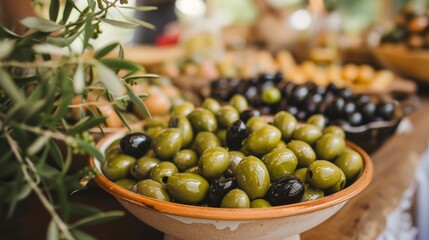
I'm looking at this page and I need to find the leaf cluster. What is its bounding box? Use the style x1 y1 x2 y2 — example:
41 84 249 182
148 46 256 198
0 0 157 239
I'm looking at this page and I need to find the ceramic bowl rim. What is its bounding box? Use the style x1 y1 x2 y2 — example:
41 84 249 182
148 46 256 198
89 129 374 221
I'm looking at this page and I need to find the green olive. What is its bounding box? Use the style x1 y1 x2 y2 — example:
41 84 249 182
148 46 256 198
167 173 209 204
105 139 121 156
229 94 249 113
250 199 272 208
193 131 221 155
188 108 218 132
143 118 168 131
236 156 270 199
226 151 245 177
333 149 363 182
302 183 324 202
150 161 179 185
273 111 297 141
307 114 326 131
171 101 195 117
216 129 227 147
306 160 342 189
287 140 316 168
115 178 137 191
105 147 121 162
315 133 346 161
172 149 198 172
262 87 282 104
154 128 182 160
183 166 200 175
169 116 194 148
292 123 322 145
275 140 287 149
216 106 240 128
323 125 345 139
102 154 136 181
244 125 281 156
198 147 230 179
246 116 268 133
294 168 308 183
202 98 221 114
130 156 161 181
133 179 171 202
220 189 250 208
262 148 298 182
145 127 164 142
324 169 346 195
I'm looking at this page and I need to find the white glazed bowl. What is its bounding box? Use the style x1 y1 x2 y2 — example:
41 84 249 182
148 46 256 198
89 131 374 240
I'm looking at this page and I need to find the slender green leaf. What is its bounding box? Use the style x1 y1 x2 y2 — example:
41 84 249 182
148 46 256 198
0 69 25 105
71 229 97 240
69 211 124 229
93 42 119 59
83 17 93 51
113 107 131 131
69 116 107 135
118 44 124 59
0 25 21 38
0 39 15 59
100 58 143 72
33 43 69 56
52 70 73 123
70 203 101 216
48 140 64 169
74 139 104 162
87 0 96 10
21 17 63 32
46 29 82 47
118 6 158 11
93 60 123 97
49 0 60 22
38 164 61 179
117 11 155 30
47 219 59 240
99 18 139 29
61 0 74 23
27 136 49 156
73 63 85 94
124 82 152 119
124 74 160 81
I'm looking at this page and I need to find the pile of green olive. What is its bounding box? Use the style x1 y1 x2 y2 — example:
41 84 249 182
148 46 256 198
102 96 364 208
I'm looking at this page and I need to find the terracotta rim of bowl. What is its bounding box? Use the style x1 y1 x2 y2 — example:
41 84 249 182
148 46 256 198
89 130 374 221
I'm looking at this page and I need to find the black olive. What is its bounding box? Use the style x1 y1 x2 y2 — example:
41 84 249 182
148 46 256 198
348 112 364 126
305 93 323 114
359 101 377 121
285 105 299 116
281 81 296 98
240 109 261 123
273 71 284 83
120 133 152 158
296 110 308 121
228 77 241 87
342 101 357 117
337 87 353 99
326 97 346 118
226 120 249 150
206 177 237 207
326 83 339 94
289 85 309 107
260 80 275 91
265 175 304 206
259 106 272 115
258 72 276 83
354 94 371 107
244 86 259 100
211 78 230 89
377 102 396 120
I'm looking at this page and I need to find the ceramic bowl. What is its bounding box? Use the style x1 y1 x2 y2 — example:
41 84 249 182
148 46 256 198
89 130 374 240
372 44 429 84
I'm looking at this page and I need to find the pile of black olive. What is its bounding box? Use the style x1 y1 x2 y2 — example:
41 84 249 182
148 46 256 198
209 72 398 127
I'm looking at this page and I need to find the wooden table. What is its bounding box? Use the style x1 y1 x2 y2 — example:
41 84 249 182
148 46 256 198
2 89 429 240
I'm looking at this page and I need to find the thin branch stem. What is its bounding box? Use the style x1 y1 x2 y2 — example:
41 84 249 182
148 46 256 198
5 132 75 240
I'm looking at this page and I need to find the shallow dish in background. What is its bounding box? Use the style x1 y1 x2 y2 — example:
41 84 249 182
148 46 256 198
372 44 429 85
89 131 374 240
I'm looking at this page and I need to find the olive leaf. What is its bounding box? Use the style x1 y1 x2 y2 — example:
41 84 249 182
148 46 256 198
33 43 70 56
20 17 63 32
93 42 120 59
0 39 15 59
93 60 123 97
117 10 156 30
99 18 140 29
